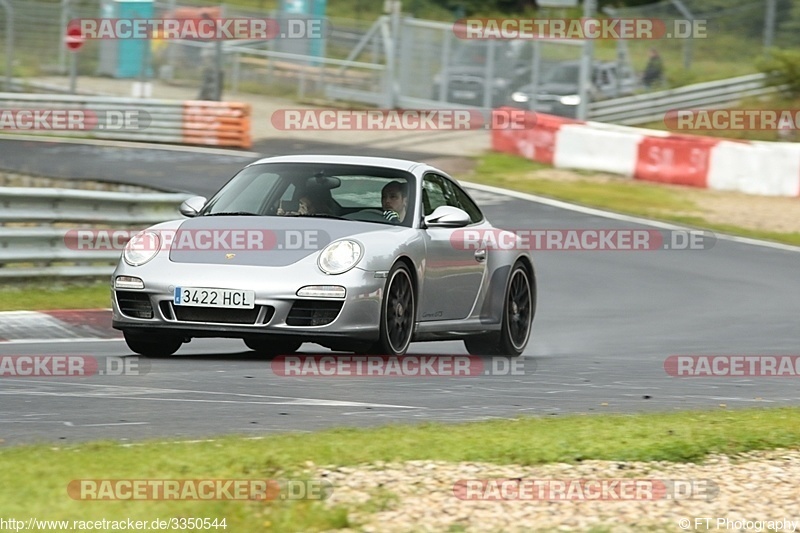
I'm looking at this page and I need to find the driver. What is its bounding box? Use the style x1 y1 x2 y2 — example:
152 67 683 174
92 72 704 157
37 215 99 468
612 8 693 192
381 181 408 223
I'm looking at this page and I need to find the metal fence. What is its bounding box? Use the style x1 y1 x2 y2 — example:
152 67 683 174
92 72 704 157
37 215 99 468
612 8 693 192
0 187 191 278
0 0 795 116
610 0 799 87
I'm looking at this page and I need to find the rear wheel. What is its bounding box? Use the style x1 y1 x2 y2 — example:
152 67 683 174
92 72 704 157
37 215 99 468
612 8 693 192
244 337 302 356
464 262 533 356
360 262 416 356
123 331 183 357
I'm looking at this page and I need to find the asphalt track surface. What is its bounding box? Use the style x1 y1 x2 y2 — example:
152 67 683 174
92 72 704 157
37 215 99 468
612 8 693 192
1 137 799 446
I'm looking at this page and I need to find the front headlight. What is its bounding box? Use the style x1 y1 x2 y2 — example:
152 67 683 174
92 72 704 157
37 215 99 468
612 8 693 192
559 94 581 106
123 230 161 266
511 91 530 103
318 240 362 275
492 78 510 91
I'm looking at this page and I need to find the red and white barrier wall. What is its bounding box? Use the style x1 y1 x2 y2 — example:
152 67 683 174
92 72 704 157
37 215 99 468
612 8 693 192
492 108 800 197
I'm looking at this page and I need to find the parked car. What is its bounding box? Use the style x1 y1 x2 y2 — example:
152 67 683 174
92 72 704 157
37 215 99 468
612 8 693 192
432 40 550 108
508 60 639 117
112 155 536 357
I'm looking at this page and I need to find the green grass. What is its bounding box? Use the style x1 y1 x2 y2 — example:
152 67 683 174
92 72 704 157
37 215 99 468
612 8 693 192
467 153 800 247
0 281 111 311
1 408 799 531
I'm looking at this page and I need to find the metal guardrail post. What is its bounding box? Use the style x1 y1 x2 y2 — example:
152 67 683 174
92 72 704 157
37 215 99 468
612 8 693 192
0 0 13 91
577 0 596 121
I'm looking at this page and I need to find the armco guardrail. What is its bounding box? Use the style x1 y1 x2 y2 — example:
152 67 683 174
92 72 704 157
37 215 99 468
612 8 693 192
588 74 776 126
0 187 192 278
0 93 252 148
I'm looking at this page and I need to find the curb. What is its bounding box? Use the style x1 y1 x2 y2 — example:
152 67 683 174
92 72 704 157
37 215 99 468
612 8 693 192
0 309 119 343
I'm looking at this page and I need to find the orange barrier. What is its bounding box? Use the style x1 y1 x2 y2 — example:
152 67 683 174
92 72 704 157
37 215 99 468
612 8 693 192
182 101 252 148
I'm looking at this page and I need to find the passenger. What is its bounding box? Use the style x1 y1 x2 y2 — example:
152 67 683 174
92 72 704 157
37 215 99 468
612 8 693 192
381 181 408 223
278 189 331 216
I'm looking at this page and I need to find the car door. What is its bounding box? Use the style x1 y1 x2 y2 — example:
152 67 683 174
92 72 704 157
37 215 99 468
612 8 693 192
418 174 487 321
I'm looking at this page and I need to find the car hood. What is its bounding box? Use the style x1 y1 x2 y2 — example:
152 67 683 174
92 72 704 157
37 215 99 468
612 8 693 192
443 66 491 79
523 82 578 97
167 216 388 267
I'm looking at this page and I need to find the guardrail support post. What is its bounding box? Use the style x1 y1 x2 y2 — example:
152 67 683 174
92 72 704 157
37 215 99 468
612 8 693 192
0 0 13 91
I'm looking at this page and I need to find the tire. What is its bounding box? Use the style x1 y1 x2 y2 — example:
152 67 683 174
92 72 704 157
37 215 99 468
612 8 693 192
464 262 534 357
244 337 302 356
123 331 183 357
362 262 416 356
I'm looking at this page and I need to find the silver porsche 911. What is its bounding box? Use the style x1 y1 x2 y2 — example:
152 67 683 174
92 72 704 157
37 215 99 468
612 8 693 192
112 155 536 357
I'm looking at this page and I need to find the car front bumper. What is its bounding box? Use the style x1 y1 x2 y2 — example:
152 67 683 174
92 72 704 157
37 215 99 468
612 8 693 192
111 260 386 343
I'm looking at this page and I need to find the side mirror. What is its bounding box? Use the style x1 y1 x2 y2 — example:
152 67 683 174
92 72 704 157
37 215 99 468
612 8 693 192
179 196 207 218
423 206 471 228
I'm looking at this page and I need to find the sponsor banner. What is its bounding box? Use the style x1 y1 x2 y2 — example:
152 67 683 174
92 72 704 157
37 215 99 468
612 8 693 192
635 135 717 188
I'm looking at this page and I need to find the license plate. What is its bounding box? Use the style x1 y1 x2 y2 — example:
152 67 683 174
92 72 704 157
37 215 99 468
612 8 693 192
174 287 255 309
452 90 477 99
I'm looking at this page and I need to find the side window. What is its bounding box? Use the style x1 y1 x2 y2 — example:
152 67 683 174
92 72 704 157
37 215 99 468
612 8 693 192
280 184 296 202
423 174 484 224
422 175 448 216
449 183 484 224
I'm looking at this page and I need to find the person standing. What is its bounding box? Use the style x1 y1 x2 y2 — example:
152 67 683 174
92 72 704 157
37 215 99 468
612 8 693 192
642 48 664 88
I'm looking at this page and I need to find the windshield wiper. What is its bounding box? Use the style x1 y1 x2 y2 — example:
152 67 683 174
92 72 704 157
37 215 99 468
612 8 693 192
288 213 348 220
204 211 260 217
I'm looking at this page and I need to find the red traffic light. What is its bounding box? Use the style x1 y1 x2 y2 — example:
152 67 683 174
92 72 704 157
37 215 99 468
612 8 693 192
65 22 84 51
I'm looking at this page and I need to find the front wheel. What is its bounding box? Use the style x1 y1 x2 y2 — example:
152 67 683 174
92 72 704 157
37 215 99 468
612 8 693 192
361 262 416 356
464 262 534 356
123 331 183 357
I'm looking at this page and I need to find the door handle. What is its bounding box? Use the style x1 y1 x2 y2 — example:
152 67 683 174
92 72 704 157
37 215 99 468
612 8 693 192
474 249 487 262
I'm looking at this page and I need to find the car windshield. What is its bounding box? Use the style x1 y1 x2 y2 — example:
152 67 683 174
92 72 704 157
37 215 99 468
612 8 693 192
450 41 519 71
200 163 417 227
546 64 580 84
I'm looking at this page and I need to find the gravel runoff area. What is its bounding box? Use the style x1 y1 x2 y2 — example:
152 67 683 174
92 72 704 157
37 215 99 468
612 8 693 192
315 449 800 532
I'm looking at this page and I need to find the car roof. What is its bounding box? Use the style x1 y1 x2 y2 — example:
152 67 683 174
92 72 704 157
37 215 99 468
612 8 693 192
248 154 425 173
